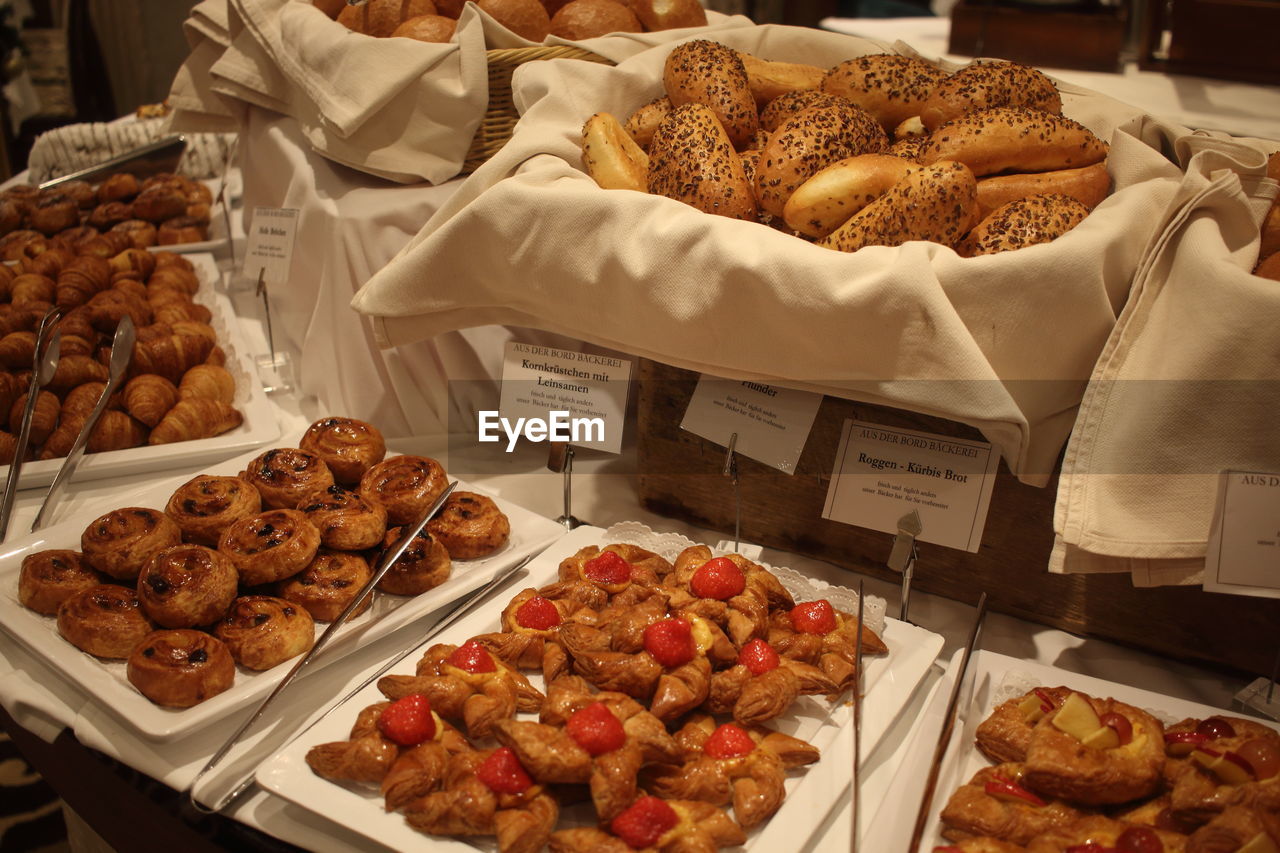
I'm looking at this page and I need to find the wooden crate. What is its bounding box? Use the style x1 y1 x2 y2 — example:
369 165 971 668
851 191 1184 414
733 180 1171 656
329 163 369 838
635 359 1280 677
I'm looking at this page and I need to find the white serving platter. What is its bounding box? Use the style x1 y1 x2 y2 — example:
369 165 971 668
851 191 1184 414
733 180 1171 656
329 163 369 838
1 252 279 490
0 446 567 741
256 523 945 852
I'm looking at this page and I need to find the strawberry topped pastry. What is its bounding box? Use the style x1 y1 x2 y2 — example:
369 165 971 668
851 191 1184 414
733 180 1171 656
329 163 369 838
539 544 671 611
547 795 745 853
766 596 888 694
704 636 839 725
473 587 589 682
662 546 794 646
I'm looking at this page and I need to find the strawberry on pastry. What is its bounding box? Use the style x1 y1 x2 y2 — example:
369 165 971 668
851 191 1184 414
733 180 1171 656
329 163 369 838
472 587 588 682
547 795 744 853
766 597 888 695
704 637 839 725
538 544 672 611
662 545 795 646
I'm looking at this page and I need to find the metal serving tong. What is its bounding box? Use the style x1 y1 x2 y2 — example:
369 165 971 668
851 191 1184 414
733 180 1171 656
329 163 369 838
0 307 62 542
851 579 866 852
30 315 136 533
38 135 188 191
189 481 460 814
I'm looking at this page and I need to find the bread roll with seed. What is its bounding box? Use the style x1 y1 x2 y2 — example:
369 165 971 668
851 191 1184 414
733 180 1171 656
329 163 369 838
663 39 758 150
759 90 848 134
582 112 649 193
648 103 757 221
888 134 929 163
755 100 888 219
958 193 1090 257
975 161 1110 219
624 96 672 151
818 161 978 253
630 0 706 30
820 54 947 133
784 154 918 238
921 107 1108 177
736 51 826 108
921 60 1062 131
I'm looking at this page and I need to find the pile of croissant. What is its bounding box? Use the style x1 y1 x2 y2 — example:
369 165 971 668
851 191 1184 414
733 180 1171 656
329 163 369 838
582 40 1113 257
0 171 212 253
306 540 888 852
0 245 242 464
934 683 1280 853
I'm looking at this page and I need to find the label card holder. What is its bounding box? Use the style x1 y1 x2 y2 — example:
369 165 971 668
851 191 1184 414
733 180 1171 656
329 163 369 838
1204 469 1280 599
680 377 823 475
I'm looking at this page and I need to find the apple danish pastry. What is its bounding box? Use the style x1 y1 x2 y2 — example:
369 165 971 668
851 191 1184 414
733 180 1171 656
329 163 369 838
276 549 373 622
374 526 452 596
299 416 387 484
214 595 315 670
165 473 263 547
1164 716 1280 825
976 686 1076 764
136 544 238 628
1187 805 1280 853
358 454 449 526
239 447 335 510
296 484 387 551
939 762 1088 845
547 796 745 853
56 583 156 658
80 506 183 581
126 628 235 707
217 509 321 586
18 549 105 615
1022 815 1188 852
425 491 510 559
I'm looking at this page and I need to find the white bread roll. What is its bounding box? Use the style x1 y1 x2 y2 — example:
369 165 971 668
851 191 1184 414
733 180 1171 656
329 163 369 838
549 0 640 40
477 0 551 41
957 193 1090 257
920 107 1108 177
755 101 888 220
737 51 826 108
390 14 457 41
630 0 706 30
582 112 649 193
664 39 759 150
818 160 978 253
920 60 1062 131
975 161 1111 219
783 153 918 238
648 103 757 221
337 0 438 36
624 96 672 151
820 54 946 133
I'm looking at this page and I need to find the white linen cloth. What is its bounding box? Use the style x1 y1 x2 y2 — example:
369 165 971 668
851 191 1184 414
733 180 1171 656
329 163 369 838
169 0 749 183
351 25 1189 485
1052 131 1280 585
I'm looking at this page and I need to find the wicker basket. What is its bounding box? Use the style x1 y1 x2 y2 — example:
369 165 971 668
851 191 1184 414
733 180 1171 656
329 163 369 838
462 44 614 174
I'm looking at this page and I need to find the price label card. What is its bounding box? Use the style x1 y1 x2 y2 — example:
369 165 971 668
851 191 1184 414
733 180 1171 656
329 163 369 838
679 377 822 475
488 342 633 455
245 207 299 284
822 420 999 553
1204 470 1280 599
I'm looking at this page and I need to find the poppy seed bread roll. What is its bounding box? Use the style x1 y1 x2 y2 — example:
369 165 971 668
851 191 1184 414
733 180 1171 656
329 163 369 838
759 90 848 134
921 59 1062 130
647 103 757 221
818 160 978 254
820 54 947 133
920 107 1108 177
663 39 758 150
624 96 672 151
958 193 1091 257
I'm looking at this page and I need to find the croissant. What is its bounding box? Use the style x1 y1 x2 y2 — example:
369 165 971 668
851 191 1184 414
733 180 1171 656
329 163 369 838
152 301 212 326
134 322 174 344
0 430 18 464
106 247 156 280
10 273 55 305
9 390 59 444
57 334 95 358
39 412 85 459
0 331 36 369
86 289 152 332
148 398 241 445
55 255 112 308
131 333 214 382
46 355 109 394
205 345 226 367
86 410 147 452
123 374 178 427
110 278 148 301
55 307 96 342
0 371 29 416
62 381 120 418
177 364 234 404
146 266 199 297
169 320 216 342
16 248 71 279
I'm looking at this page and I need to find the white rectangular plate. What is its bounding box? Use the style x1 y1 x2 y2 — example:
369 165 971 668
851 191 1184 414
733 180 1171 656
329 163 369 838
256 524 945 852
909 650 1280 851
0 446 567 741
1 252 279 489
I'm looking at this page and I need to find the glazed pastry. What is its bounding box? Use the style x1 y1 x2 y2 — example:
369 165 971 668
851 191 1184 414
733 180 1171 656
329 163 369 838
765 597 889 695
85 410 148 452
80 507 183 581
1187 806 1280 853
377 640 543 739
939 763 1087 845
122 373 179 427
643 716 820 829
214 595 315 670
74 231 132 259
929 840 1028 853
547 796 745 853
157 216 208 245
87 201 133 230
131 332 214 382
426 491 510 559
307 701 401 785
665 545 794 645
976 686 1077 764
126 629 235 708
56 583 155 658
164 473 263 546
111 219 157 249
97 173 139 204
538 543 671 611
299 416 387 484
1022 692 1166 806
374 526 452 595
135 544 238 628
217 508 321 586
27 193 79 235
1022 815 1187 853
149 398 242 445
131 187 188 222
703 637 838 724
277 549 373 622
18 549 105 615
359 454 449 526
7 390 59 445
1164 715 1280 824
296 484 388 551
240 447 335 510
473 588 586 681
177 364 234 403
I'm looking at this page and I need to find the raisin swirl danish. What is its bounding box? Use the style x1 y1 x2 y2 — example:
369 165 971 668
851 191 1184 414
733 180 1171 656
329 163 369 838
359 455 448 526
240 447 335 510
426 491 511 559
299 416 387 485
18 549 105 615
56 584 156 658
126 629 235 707
80 507 183 581
136 544 238 628
375 527 452 596
218 509 321 586
296 484 387 551
214 595 315 670
165 474 262 546
277 550 373 622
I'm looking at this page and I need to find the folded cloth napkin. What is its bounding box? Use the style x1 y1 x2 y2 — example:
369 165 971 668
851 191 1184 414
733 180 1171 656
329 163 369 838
351 25 1187 485
169 0 242 133
1052 130 1280 585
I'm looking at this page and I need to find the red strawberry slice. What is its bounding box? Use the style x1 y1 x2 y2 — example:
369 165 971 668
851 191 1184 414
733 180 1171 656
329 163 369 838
737 638 780 675
789 599 837 634
475 746 533 794
690 556 746 600
446 638 497 673
704 722 757 759
643 618 695 668
514 595 560 630
583 550 632 585
566 701 626 756
376 694 436 746
610 796 679 849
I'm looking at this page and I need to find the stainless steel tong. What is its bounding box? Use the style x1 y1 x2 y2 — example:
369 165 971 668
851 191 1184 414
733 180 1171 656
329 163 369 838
0 308 63 541
30 315 136 532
